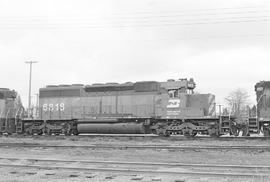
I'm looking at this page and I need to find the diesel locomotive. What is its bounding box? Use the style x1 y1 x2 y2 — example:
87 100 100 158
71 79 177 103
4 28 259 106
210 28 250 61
248 81 270 136
0 88 24 134
22 78 231 137
1 78 270 137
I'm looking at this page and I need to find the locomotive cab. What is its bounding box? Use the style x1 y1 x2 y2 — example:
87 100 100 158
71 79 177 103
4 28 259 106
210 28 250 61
152 79 218 137
160 78 214 119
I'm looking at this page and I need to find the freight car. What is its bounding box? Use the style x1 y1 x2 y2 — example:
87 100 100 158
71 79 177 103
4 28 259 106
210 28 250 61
20 78 238 137
0 88 24 134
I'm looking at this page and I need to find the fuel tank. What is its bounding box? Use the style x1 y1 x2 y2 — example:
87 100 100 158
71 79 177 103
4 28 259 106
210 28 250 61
77 122 148 134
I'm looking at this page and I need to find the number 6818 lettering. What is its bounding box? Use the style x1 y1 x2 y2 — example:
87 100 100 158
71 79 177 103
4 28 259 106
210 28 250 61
43 103 65 111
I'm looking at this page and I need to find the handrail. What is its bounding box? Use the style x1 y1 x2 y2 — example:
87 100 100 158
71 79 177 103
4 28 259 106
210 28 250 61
4 108 10 132
5 108 10 121
15 108 20 126
256 94 265 122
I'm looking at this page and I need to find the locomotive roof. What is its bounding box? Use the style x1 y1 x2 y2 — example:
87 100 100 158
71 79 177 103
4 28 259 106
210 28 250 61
0 88 17 99
42 85 83 90
255 81 270 91
85 82 134 88
40 78 195 97
84 81 159 92
42 79 195 89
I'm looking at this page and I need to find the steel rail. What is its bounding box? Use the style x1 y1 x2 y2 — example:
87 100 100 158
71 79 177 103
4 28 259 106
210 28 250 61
0 143 269 150
3 134 270 141
5 134 270 139
1 157 270 170
0 157 269 177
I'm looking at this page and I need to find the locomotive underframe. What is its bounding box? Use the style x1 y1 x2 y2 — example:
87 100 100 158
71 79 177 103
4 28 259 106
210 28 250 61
0 115 254 138
0 115 250 137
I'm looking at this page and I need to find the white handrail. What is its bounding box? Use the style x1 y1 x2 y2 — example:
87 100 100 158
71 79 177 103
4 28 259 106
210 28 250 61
5 108 10 121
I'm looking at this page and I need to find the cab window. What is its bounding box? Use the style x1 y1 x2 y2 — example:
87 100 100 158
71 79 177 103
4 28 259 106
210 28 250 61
168 90 178 98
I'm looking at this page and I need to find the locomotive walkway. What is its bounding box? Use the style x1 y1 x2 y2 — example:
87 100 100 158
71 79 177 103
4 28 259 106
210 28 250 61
0 157 269 178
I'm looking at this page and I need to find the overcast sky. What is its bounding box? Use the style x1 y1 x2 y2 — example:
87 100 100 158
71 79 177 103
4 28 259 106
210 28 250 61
0 0 269 107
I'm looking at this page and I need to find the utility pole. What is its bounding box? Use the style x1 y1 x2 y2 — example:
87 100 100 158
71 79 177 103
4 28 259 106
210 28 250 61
35 93 39 118
218 104 222 116
25 61 37 118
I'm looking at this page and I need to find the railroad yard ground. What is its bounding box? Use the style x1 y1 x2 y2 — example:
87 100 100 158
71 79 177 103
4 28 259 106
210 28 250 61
0 135 269 182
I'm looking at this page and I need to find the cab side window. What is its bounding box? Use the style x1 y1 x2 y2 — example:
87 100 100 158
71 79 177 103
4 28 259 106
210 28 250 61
168 90 178 98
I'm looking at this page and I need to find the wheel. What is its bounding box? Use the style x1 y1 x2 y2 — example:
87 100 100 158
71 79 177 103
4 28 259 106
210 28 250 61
37 130 43 135
27 129 33 135
183 130 197 137
155 129 169 137
210 133 221 138
184 133 196 138
72 129 79 136
42 128 46 135
208 127 220 138
62 129 71 136
151 129 157 135
46 129 52 135
241 125 249 136
263 127 270 137
164 131 171 137
230 124 239 137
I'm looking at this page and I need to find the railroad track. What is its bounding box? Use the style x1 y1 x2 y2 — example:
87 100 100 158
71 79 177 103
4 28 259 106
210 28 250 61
77 134 269 140
0 142 270 151
0 157 269 178
4 133 270 140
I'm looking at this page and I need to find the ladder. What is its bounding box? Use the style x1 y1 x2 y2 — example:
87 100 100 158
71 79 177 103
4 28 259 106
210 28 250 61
219 116 231 134
220 118 231 134
248 117 259 134
15 108 24 133
1 109 11 133
15 122 23 133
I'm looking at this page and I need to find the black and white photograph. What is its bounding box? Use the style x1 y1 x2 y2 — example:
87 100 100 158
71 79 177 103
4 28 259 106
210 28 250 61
0 0 269 181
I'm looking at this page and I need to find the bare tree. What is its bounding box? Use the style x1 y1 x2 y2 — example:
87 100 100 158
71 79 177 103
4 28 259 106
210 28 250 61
225 88 250 117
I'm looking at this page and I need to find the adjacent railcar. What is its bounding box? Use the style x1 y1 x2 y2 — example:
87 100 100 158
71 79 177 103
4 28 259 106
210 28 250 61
252 81 270 136
28 78 217 135
0 88 24 134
